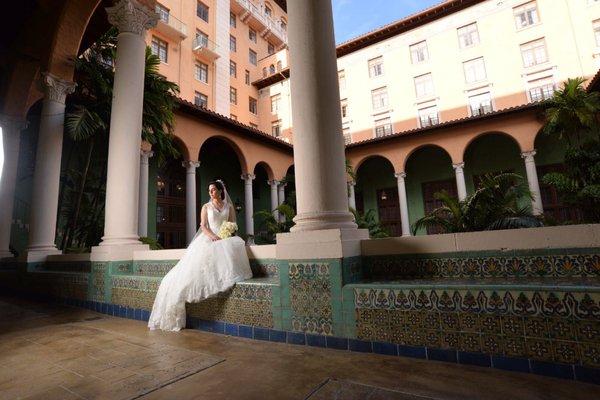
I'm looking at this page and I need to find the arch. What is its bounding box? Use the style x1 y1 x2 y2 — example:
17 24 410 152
262 67 268 78
276 61 283 71
170 135 191 161
253 161 275 180
403 143 453 172
354 154 394 176
197 135 249 174
462 131 523 161
269 64 276 75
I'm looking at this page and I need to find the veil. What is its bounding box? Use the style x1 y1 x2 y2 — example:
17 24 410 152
190 179 233 242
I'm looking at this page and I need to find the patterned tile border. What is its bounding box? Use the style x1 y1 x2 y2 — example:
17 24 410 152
31 295 600 386
364 248 600 280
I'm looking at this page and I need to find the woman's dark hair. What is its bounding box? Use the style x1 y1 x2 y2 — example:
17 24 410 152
208 180 225 200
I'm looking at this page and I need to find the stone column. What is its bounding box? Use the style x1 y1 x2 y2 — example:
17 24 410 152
453 162 467 201
521 150 544 215
395 172 411 237
0 116 28 258
277 182 286 222
268 180 280 221
26 73 76 257
137 148 153 237
242 173 255 238
99 0 157 247
184 161 200 244
287 0 356 231
348 181 356 211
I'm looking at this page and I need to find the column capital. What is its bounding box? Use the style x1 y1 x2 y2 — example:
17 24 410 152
452 162 465 170
521 150 537 160
106 0 158 36
241 173 256 181
140 149 154 158
268 179 281 186
0 115 28 132
347 180 356 187
182 160 200 169
40 72 76 104
394 172 407 180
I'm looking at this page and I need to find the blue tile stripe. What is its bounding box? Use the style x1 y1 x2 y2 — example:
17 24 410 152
55 296 600 385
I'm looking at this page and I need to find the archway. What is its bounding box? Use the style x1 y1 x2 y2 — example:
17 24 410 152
534 132 581 223
355 156 399 236
405 146 454 235
197 137 245 234
463 132 525 198
155 151 186 249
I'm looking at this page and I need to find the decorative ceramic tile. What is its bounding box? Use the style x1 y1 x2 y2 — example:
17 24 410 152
134 262 176 276
250 260 279 279
289 263 333 335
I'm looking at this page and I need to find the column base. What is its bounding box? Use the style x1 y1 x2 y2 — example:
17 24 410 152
290 211 358 232
91 243 150 262
276 228 369 260
21 247 62 263
0 250 16 260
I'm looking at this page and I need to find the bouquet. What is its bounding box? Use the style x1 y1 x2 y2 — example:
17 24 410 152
218 222 238 239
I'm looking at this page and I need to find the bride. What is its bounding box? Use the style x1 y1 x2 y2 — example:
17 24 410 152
148 179 253 331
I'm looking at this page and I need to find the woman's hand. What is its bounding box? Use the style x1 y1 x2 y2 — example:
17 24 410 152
210 234 221 242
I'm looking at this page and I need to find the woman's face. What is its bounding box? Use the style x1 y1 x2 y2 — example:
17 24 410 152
208 184 221 200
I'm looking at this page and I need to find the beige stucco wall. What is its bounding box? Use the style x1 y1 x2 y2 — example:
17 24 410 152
362 224 600 256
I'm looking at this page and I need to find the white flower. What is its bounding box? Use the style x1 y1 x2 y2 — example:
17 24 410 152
218 222 238 239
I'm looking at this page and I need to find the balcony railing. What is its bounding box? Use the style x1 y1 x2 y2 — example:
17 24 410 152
155 7 187 41
234 0 287 44
420 115 440 128
193 36 220 61
470 104 493 117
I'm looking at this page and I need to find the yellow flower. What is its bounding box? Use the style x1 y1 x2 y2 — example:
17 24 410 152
218 222 238 239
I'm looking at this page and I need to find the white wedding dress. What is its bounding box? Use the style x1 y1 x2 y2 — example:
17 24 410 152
148 201 253 331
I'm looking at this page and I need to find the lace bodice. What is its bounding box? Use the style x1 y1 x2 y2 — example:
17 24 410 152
206 201 230 232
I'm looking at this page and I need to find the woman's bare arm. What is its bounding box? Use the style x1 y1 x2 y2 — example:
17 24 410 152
200 204 219 241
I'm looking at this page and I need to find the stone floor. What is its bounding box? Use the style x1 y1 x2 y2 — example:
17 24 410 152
1 295 599 400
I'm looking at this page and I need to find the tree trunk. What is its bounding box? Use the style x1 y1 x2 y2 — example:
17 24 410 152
65 140 94 250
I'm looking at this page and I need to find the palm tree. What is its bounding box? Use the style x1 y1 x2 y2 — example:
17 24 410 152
538 77 600 145
60 28 180 250
412 172 543 235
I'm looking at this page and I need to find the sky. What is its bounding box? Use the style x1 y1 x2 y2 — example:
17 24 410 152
332 0 443 44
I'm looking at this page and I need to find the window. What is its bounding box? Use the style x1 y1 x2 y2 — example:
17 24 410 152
594 19 600 47
368 57 384 78
269 64 276 74
249 28 257 43
418 106 439 128
469 92 493 116
151 36 168 63
249 97 258 114
230 61 237 78
514 1 539 29
458 23 479 48
341 99 348 119
194 91 207 108
250 123 258 129
249 49 257 65
371 87 389 111
265 5 272 17
195 62 208 83
268 43 275 55
271 94 281 113
195 30 208 48
343 129 352 145
414 73 434 98
230 12 236 28
338 70 346 90
281 20 287 31
230 35 237 52
230 114 238 121
262 67 268 78
156 3 169 23
197 1 209 22
245 70 250 85
520 38 547 67
374 117 393 137
410 41 429 64
272 120 281 137
463 57 487 84
230 87 237 105
276 61 283 71
528 77 555 101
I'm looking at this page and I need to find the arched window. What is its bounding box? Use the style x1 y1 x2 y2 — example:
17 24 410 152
276 61 282 71
269 64 275 74
262 67 267 77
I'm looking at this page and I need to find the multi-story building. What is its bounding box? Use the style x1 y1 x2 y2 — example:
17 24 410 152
146 0 288 129
257 0 600 143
